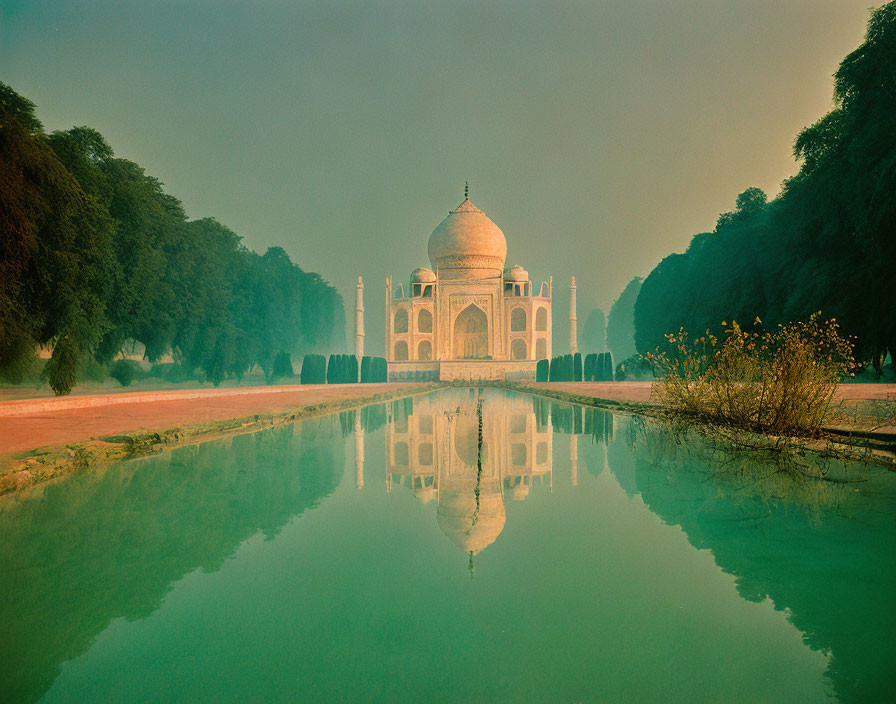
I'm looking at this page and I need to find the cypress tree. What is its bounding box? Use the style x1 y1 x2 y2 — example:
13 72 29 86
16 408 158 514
301 354 311 384
536 358 549 381
372 356 388 382
272 351 293 380
317 355 327 383
300 354 323 384
573 352 583 381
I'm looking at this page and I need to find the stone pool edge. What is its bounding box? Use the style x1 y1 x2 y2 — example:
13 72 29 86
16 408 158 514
0 383 447 500
490 380 896 467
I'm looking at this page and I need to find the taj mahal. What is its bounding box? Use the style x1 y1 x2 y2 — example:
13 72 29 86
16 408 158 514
355 188 579 381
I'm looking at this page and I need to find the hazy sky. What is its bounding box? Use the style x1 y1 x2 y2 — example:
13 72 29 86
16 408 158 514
1 0 874 353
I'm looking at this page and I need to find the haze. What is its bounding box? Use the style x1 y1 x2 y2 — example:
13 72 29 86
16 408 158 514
0 0 872 352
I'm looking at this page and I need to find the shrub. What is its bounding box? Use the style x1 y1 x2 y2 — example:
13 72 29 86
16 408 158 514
271 351 294 381
42 337 81 396
373 357 388 382
147 363 172 378
592 352 614 381
648 314 854 436
79 357 108 383
360 356 372 383
584 353 597 381
326 354 339 383
109 359 143 387
617 354 653 381
344 354 359 383
301 354 327 384
165 364 196 383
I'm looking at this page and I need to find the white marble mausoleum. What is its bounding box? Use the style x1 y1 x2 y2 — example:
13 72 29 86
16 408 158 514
381 194 554 381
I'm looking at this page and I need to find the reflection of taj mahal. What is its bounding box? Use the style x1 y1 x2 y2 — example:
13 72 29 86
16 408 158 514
385 391 554 555
381 191 555 381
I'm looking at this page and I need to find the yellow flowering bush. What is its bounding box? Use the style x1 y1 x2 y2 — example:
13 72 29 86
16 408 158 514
648 314 854 436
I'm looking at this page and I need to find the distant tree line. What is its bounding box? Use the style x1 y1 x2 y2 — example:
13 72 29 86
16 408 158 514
0 83 345 394
634 4 896 374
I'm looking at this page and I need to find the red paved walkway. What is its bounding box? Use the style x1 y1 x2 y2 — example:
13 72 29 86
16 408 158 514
0 384 407 455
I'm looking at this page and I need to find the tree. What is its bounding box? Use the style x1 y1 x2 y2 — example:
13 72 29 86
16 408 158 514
0 82 347 393
0 90 114 394
607 277 642 365
582 308 606 353
633 3 896 373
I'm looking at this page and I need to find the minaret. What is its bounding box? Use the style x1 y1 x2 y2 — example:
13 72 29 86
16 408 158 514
385 276 391 363
569 276 578 354
355 275 364 381
354 412 364 488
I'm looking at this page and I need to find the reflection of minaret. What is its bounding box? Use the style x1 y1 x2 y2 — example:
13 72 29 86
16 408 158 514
355 276 364 382
570 433 578 487
384 276 391 367
354 412 364 488
569 276 578 354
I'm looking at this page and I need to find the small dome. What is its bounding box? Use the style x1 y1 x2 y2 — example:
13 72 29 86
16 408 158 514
415 485 436 503
428 199 507 279
504 264 529 282
508 482 530 501
411 267 437 283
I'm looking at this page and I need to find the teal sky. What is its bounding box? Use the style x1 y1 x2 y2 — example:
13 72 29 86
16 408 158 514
1 0 874 353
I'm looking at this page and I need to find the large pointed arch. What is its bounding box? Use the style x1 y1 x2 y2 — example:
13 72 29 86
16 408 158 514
453 304 488 359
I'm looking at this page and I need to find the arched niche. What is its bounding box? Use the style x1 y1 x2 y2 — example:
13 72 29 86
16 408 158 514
417 309 433 333
511 338 528 360
535 307 548 331
417 340 432 361
453 304 488 359
510 307 527 332
394 308 409 333
394 340 409 360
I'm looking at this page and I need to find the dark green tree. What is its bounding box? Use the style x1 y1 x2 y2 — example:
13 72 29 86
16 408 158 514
607 278 642 365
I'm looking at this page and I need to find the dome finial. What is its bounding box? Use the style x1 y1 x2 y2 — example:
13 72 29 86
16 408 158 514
464 181 469 200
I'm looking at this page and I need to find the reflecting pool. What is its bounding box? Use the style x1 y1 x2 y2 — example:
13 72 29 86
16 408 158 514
1 388 894 703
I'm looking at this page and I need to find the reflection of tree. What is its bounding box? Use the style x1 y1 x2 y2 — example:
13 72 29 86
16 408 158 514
608 416 896 704
581 409 613 479
0 416 345 704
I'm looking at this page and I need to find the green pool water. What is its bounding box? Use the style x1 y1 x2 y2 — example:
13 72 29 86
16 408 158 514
1 388 894 703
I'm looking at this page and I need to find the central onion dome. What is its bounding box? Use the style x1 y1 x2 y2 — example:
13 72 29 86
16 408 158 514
428 199 507 279
436 491 506 554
